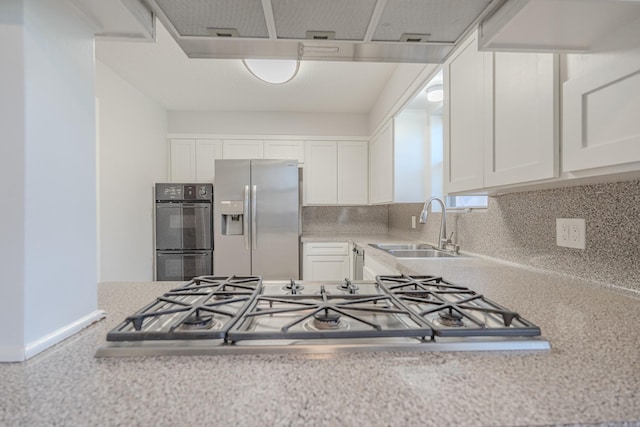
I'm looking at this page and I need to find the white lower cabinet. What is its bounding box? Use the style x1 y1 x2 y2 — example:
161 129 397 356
303 242 351 281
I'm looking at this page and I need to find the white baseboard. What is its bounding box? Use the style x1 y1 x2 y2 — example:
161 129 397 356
23 310 106 360
0 346 26 362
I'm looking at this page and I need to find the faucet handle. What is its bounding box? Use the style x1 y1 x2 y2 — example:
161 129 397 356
441 232 454 245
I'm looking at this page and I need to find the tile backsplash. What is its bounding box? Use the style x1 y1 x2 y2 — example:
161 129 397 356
302 205 388 235
388 179 640 292
302 180 640 293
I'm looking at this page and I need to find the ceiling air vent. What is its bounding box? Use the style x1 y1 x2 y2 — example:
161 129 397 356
306 31 336 40
399 33 431 43
206 28 240 38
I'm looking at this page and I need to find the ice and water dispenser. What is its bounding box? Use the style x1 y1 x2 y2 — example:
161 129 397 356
220 200 244 235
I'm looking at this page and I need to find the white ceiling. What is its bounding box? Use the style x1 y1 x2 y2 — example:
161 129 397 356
95 21 404 113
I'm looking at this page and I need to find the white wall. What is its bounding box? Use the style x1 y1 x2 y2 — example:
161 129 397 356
1 0 100 361
96 61 168 281
0 0 26 361
168 111 368 137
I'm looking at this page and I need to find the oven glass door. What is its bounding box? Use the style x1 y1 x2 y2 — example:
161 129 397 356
181 203 212 250
156 251 212 281
155 203 183 250
156 202 212 250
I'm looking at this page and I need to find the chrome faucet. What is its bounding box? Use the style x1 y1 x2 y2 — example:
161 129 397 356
419 196 448 250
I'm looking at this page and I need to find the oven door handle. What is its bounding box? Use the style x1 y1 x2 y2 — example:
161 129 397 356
243 185 250 251
181 203 210 208
156 251 209 256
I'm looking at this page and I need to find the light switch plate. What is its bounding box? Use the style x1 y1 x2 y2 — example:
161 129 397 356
556 218 586 249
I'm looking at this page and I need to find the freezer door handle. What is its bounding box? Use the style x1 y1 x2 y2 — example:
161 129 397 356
252 184 257 250
243 185 250 251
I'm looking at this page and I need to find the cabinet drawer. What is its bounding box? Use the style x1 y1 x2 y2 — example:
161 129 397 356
304 242 349 256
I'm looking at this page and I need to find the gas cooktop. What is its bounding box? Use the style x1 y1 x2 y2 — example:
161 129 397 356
95 275 550 357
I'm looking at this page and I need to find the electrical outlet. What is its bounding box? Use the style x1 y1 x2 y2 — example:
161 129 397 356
556 218 586 249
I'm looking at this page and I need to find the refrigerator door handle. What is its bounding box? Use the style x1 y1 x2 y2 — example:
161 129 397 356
252 184 257 250
243 185 250 251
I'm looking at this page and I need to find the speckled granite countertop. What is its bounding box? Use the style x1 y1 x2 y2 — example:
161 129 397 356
2 239 640 426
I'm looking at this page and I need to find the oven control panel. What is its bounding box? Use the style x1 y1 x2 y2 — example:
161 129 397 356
156 183 213 201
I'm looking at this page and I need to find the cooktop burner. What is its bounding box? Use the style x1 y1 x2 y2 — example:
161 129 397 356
107 275 261 341
99 275 549 356
227 282 432 341
376 275 540 337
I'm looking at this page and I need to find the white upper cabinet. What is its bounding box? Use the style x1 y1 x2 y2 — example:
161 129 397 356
444 30 559 194
170 139 222 183
304 140 368 205
369 122 394 204
170 139 196 182
337 141 368 205
263 140 304 164
304 141 338 204
222 140 264 159
563 52 640 172
443 32 488 193
484 52 559 187
195 139 223 182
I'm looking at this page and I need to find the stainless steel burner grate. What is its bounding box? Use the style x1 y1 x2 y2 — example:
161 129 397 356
107 275 262 341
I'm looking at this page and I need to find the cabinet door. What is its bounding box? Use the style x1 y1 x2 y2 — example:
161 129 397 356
170 139 196 182
304 141 338 205
338 141 368 205
369 123 393 204
444 31 489 193
484 52 559 187
303 255 350 281
563 53 640 171
222 140 264 159
264 140 304 164
195 139 222 183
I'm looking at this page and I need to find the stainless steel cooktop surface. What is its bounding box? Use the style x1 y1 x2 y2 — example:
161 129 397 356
96 275 550 357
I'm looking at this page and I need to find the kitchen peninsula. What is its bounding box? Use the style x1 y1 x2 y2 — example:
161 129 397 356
2 250 639 426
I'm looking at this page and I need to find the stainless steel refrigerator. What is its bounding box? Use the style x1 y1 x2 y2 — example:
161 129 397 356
214 159 299 279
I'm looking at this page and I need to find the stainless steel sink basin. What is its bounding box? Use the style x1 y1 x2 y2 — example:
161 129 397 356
368 243 466 258
368 243 434 251
387 249 455 258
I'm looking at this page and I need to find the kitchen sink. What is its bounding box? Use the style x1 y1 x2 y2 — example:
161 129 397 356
368 243 466 258
368 243 434 251
386 249 455 258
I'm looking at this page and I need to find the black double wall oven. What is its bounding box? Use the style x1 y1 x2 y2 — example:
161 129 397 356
155 183 213 281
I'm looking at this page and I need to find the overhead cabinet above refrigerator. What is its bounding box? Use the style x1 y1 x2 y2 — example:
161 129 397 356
214 159 299 280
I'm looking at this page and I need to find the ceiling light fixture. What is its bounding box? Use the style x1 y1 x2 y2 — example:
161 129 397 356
426 84 444 102
242 58 300 84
